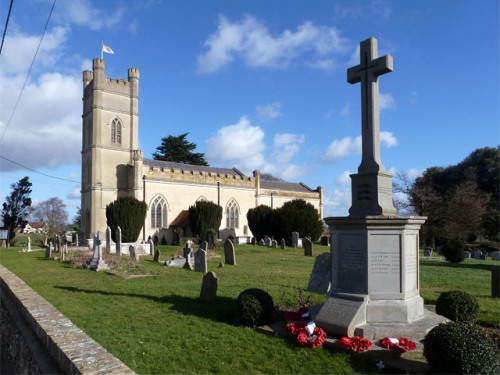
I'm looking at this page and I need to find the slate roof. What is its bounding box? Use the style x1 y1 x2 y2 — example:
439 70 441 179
144 159 246 177
260 180 316 193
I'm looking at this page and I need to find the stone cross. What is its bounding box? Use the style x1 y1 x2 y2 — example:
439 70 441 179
347 37 393 174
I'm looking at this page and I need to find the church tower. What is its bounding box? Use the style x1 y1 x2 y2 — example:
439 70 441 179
81 59 142 239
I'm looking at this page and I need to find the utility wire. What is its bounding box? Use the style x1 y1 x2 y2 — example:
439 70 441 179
0 0 14 55
0 0 57 143
0 154 80 184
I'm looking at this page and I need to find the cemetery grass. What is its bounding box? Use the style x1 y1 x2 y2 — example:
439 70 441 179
0 245 376 375
1 246 499 373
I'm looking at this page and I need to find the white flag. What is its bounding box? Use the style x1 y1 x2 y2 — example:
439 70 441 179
102 43 114 54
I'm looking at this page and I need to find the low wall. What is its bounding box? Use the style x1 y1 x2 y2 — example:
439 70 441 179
0 265 136 374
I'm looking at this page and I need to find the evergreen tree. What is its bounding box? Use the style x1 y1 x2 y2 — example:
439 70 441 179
188 201 222 243
153 133 208 166
106 197 147 242
247 205 273 241
1 176 32 243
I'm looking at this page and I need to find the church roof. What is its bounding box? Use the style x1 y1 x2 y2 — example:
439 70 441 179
169 210 189 228
144 159 246 178
260 180 316 193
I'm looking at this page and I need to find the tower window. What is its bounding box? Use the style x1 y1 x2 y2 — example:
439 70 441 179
111 118 122 144
151 196 167 228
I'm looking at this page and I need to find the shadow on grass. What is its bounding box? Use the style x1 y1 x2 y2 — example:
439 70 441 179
420 259 498 272
55 286 237 322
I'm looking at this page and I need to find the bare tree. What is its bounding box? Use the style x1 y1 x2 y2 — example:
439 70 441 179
32 197 68 243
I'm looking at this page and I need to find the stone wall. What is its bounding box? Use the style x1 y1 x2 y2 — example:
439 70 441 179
0 265 135 374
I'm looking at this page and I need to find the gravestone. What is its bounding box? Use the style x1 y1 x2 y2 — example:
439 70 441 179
200 272 218 303
472 250 482 259
251 237 256 245
116 226 122 255
492 266 500 298
303 237 313 256
264 235 271 247
194 248 207 273
271 239 277 248
463 251 471 259
85 232 109 271
27 237 31 252
200 240 208 251
149 239 154 255
307 252 331 294
259 239 265 246
292 232 299 247
75 234 79 246
224 239 236 265
320 235 329 246
45 245 51 258
106 227 112 252
424 247 432 257
154 249 161 262
491 251 500 261
129 246 137 261
280 239 286 249
315 37 446 341
480 252 487 260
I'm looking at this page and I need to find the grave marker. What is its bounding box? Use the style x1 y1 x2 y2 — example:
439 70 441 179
224 239 236 265
200 272 218 303
303 237 313 256
194 248 207 273
307 252 331 294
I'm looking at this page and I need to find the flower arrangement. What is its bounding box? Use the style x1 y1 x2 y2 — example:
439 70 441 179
286 322 327 348
338 336 372 352
379 337 416 352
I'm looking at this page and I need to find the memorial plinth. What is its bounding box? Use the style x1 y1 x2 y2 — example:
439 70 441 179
315 37 447 341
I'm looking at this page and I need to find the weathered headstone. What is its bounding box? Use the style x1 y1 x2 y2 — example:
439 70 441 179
149 238 154 255
424 247 432 257
200 272 218 303
153 249 161 262
280 238 286 249
85 232 109 271
200 240 209 251
106 226 112 252
45 245 51 258
307 252 331 294
292 232 299 247
194 248 207 273
116 226 122 255
303 237 313 256
271 239 277 248
259 239 265 246
491 251 500 261
492 266 500 298
473 250 482 259
264 235 271 247
129 246 137 261
251 237 256 245
224 238 236 265
315 37 447 341
320 235 329 246
463 251 471 259
27 237 31 251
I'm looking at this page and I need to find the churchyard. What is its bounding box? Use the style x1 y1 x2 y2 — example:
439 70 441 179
1 242 499 374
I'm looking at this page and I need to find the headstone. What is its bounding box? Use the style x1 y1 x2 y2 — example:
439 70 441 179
259 239 265 246
424 247 432 257
75 234 79 246
292 232 300 247
271 239 277 248
480 252 487 260
280 238 286 249
251 237 256 245
491 251 500 261
303 237 313 256
472 250 482 259
194 248 207 273
116 226 122 255
264 235 271 247
129 246 137 261
320 235 329 246
27 237 31 251
106 226 112 252
492 266 500 298
55 235 60 252
183 243 193 269
149 239 154 255
224 238 236 265
153 249 161 262
307 252 331 294
200 240 208 251
463 251 471 259
85 231 108 271
45 245 51 258
200 272 218 303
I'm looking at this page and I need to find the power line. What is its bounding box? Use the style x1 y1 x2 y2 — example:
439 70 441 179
0 0 57 143
0 154 80 184
0 0 14 55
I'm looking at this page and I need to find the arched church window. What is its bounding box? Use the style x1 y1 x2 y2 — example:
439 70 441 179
150 196 167 228
225 199 239 228
111 118 122 144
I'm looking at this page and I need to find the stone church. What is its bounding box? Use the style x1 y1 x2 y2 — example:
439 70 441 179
81 58 323 244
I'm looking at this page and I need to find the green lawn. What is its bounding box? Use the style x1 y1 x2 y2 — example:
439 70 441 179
0 243 499 374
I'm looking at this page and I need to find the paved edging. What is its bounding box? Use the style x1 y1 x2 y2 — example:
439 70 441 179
0 264 136 374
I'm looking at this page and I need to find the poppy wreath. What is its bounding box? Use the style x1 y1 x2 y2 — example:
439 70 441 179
379 337 417 352
338 336 372 352
286 323 327 348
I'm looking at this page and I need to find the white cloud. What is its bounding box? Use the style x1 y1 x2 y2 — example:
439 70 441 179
324 136 362 161
205 117 266 171
340 103 351 117
197 15 349 73
56 0 125 30
66 186 81 200
379 92 396 111
272 133 305 163
335 170 352 186
323 187 351 217
380 131 398 147
256 101 282 121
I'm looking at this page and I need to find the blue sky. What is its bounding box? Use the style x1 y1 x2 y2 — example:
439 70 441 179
0 0 498 222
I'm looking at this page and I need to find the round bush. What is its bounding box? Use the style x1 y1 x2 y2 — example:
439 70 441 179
236 288 274 327
424 322 500 374
436 290 479 323
440 237 465 263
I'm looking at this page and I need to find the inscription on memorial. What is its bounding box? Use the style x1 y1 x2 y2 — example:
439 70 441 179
404 234 418 293
338 234 366 293
370 234 400 294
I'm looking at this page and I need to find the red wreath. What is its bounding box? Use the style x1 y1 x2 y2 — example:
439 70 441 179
286 323 327 348
379 337 416 352
338 336 372 352
285 307 310 322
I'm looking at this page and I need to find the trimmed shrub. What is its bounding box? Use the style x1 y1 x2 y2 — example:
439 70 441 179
236 288 274 327
106 197 147 243
247 205 273 241
424 322 500 374
440 237 465 263
188 201 222 243
436 290 479 323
